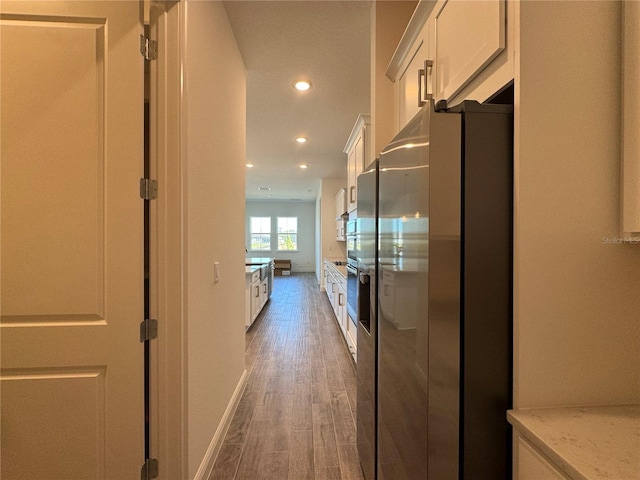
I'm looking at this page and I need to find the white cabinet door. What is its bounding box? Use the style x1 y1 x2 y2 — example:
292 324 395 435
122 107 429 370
335 187 347 219
260 277 269 309
347 147 357 213
336 285 347 335
346 316 357 362
344 115 371 213
245 277 252 327
397 19 433 129
336 219 346 241
517 437 570 480
435 0 506 101
335 188 347 241
251 279 261 323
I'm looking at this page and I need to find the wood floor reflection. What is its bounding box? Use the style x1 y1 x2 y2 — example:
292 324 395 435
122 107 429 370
210 273 364 480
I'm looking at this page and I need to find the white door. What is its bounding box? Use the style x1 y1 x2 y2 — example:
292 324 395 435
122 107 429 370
1 2 144 479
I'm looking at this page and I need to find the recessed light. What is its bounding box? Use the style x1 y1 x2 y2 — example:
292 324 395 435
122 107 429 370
293 80 311 91
246 163 255 168
299 164 309 169
257 186 271 191
295 137 308 143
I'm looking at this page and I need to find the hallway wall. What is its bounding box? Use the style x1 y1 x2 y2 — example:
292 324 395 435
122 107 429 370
183 1 247 477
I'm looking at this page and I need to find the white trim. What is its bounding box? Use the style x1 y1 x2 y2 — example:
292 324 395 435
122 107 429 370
148 1 186 478
386 0 437 80
193 369 248 480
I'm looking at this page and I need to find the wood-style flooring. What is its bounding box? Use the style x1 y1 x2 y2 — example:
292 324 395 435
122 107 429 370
210 273 364 480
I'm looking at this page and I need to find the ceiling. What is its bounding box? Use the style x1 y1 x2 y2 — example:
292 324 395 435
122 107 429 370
223 1 372 202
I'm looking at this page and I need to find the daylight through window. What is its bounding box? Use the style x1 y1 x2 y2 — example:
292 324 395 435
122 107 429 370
250 217 271 250
277 217 298 251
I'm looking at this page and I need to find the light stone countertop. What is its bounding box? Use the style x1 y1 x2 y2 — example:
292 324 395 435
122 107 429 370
245 265 261 275
324 258 347 279
508 404 640 480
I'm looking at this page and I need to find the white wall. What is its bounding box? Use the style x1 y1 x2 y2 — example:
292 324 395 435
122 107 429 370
514 1 640 408
183 1 247 477
246 201 316 272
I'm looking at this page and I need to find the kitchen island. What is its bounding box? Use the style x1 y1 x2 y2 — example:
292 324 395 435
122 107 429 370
244 258 274 329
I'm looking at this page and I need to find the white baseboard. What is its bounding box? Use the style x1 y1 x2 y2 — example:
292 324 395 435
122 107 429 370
193 369 248 480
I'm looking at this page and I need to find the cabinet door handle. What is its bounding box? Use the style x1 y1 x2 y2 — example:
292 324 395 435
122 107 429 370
350 185 356 203
255 286 260 298
418 59 434 107
339 293 345 306
263 284 267 293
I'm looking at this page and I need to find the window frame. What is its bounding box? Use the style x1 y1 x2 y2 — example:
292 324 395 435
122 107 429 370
276 216 298 252
249 216 272 251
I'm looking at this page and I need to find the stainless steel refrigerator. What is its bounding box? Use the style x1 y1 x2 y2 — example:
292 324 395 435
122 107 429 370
356 100 513 480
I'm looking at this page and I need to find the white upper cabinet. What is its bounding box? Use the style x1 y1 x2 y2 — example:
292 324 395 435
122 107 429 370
387 2 435 130
344 114 371 213
335 187 347 219
335 188 347 241
387 0 514 132
434 0 505 101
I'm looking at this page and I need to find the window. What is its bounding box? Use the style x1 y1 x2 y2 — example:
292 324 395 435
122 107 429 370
250 217 271 250
277 217 298 251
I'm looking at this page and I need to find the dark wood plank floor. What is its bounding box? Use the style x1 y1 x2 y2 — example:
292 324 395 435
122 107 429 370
210 273 364 480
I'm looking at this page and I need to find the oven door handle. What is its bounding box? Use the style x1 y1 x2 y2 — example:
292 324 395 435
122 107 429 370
346 264 357 275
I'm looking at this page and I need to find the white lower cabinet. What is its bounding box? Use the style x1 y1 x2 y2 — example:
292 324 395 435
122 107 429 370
260 277 269 310
516 436 569 480
245 269 261 328
345 315 357 361
250 278 261 324
323 259 355 362
335 282 346 335
245 266 270 329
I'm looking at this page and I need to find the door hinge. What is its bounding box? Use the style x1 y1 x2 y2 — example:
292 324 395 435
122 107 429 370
140 318 158 342
141 458 159 480
140 34 158 61
140 178 158 200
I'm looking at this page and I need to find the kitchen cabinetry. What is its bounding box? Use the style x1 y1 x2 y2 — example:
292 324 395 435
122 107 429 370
323 259 353 361
387 4 434 130
245 260 272 329
508 405 640 480
260 276 269 310
387 0 513 131
344 114 371 213
516 437 568 480
334 273 347 336
434 0 505 101
345 314 357 361
335 188 347 241
246 268 261 328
